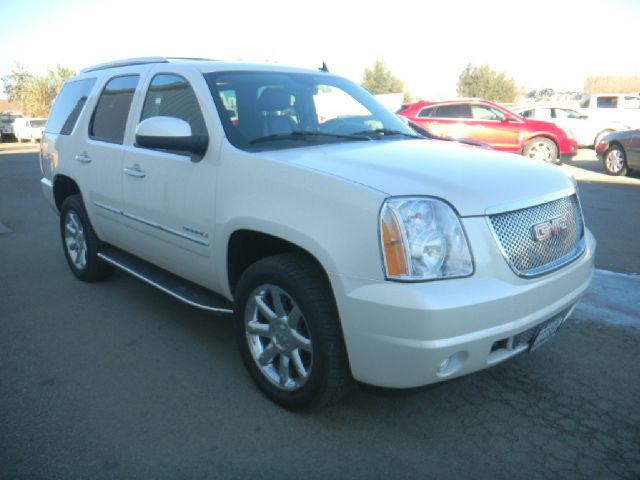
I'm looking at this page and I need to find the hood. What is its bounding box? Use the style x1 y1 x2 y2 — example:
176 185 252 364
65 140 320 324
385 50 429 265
522 118 564 134
259 139 574 217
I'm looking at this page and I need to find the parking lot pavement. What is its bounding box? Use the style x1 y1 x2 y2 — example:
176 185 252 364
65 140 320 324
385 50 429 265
0 140 40 154
1 150 639 479
560 148 640 186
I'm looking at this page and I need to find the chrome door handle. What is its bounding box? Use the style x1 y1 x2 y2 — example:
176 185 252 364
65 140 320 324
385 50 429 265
124 166 146 178
75 153 91 163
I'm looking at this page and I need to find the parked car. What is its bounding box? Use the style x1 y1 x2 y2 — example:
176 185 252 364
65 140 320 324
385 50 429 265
13 117 46 142
595 129 640 176
398 99 578 164
41 57 595 409
1 114 19 141
511 105 629 147
579 93 640 128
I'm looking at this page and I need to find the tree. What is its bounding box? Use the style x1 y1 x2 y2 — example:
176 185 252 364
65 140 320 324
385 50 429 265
2 64 75 117
362 58 411 102
456 64 516 103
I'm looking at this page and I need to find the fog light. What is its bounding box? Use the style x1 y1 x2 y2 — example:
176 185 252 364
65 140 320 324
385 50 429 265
438 357 450 373
436 351 469 377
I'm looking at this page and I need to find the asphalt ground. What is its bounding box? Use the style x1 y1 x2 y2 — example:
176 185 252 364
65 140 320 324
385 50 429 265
1 146 639 479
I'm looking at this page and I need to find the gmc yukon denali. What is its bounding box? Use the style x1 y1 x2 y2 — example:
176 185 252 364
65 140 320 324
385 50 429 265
40 57 595 409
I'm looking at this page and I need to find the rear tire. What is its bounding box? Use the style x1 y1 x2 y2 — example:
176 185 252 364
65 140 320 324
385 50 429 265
59 194 113 282
523 137 559 164
234 253 352 410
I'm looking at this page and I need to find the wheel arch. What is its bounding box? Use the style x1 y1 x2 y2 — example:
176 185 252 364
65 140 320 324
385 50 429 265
52 174 81 211
227 229 334 300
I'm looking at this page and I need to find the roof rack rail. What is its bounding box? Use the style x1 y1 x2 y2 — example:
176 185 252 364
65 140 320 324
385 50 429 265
80 56 217 74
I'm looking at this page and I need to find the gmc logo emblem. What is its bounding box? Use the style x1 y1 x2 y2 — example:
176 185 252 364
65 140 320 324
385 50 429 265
532 215 569 242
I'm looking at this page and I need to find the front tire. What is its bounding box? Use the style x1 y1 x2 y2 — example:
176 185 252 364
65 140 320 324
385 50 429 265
523 137 559 164
603 144 628 176
234 253 351 410
59 194 113 281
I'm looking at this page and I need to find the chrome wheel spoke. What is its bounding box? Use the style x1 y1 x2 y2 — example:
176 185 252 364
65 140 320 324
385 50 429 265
278 355 291 386
291 350 308 378
247 320 270 337
287 305 302 329
255 295 278 322
293 331 311 352
272 290 287 317
258 343 278 366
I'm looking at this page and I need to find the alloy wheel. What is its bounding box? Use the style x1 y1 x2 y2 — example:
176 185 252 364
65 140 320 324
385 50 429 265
64 210 88 270
244 284 313 391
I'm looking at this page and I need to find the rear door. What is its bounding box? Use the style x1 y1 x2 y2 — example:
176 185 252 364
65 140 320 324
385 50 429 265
119 68 219 288
79 72 146 243
417 103 474 140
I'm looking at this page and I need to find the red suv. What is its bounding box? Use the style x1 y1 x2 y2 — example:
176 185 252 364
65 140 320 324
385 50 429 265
399 99 578 163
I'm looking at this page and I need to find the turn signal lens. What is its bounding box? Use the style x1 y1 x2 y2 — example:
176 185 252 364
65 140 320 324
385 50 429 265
380 206 408 277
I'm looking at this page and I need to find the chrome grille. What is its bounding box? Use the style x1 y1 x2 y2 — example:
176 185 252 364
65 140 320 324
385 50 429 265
489 195 585 277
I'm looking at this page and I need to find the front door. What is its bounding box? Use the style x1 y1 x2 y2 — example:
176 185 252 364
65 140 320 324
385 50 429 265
119 71 218 288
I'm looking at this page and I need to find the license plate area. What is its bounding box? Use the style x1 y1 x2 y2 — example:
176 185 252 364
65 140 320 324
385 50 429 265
529 313 567 352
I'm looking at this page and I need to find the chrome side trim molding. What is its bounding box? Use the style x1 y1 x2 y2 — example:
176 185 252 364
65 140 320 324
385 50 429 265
93 201 209 246
97 252 233 314
93 200 121 214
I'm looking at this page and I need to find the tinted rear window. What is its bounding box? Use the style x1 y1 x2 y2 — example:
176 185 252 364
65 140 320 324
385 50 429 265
434 104 472 118
90 75 139 144
46 78 97 135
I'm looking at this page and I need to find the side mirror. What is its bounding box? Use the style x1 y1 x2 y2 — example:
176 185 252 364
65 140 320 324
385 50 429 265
135 116 208 157
501 115 518 123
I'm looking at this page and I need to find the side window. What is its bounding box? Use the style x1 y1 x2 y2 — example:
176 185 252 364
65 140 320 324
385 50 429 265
471 105 504 121
46 78 97 135
434 104 472 118
519 109 533 118
417 107 435 118
623 96 640 109
141 74 207 136
90 75 139 144
596 96 617 108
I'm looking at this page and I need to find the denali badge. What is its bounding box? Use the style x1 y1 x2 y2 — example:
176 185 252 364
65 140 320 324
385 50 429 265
532 215 569 242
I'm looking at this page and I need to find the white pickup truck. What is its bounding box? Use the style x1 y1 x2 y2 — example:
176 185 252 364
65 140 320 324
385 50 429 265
40 57 595 409
579 93 640 129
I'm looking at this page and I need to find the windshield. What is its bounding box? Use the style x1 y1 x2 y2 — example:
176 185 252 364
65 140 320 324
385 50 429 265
204 71 418 150
30 120 46 128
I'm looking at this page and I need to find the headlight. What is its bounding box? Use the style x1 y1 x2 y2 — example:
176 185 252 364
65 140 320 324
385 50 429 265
380 197 473 281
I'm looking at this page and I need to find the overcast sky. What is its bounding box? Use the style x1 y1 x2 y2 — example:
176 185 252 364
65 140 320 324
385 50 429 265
1 0 639 99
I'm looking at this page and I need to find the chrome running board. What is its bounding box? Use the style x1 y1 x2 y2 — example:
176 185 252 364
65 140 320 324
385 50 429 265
98 246 233 314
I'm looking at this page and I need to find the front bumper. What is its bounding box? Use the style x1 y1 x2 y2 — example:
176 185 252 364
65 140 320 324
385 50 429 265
332 219 596 388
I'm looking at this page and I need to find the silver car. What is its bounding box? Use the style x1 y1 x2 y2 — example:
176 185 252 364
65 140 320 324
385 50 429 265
596 129 640 176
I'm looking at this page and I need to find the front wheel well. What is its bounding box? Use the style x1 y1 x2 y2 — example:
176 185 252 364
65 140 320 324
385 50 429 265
522 135 558 153
53 175 81 211
227 230 330 298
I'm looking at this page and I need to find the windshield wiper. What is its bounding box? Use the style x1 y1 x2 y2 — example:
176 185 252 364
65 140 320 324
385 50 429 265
250 131 371 145
350 128 423 139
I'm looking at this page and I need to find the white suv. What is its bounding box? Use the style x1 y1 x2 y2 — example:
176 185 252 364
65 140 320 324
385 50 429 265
41 57 595 409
